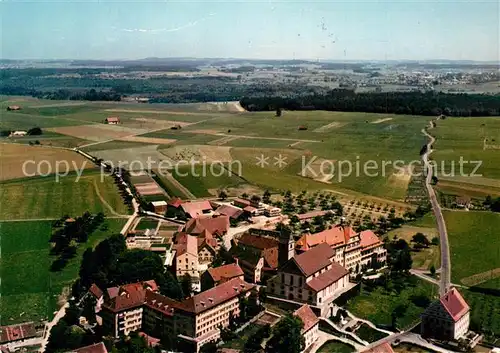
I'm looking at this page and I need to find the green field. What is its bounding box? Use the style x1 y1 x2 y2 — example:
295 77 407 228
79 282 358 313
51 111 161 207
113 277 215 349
317 341 355 353
443 210 500 284
0 172 130 219
432 117 500 182
171 165 246 197
3 97 499 205
346 276 438 330
0 218 126 324
461 288 500 343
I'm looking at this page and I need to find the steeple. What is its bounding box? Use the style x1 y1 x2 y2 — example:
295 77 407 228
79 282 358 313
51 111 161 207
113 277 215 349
278 229 295 266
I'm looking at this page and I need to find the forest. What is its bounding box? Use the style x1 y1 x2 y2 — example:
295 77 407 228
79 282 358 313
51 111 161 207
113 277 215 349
240 90 500 117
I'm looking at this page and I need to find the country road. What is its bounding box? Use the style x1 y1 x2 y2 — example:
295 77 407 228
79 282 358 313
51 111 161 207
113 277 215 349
421 121 451 296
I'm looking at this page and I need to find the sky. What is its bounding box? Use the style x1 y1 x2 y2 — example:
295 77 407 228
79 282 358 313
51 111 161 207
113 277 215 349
1 0 499 61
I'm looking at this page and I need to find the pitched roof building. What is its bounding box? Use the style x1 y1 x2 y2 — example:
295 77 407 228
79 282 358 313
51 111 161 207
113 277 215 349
184 215 230 236
421 288 470 340
296 226 386 274
180 200 213 219
267 243 350 316
68 342 108 353
201 263 245 289
231 233 280 283
293 305 320 351
102 278 254 351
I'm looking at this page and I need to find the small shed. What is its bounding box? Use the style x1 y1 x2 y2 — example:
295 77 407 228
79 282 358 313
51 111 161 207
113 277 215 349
105 117 120 125
6 105 21 111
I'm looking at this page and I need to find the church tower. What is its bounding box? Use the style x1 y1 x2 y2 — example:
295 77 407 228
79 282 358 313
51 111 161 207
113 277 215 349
278 230 295 266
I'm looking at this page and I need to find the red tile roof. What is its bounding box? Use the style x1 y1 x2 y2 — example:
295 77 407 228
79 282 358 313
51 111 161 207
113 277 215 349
198 228 218 248
184 215 229 236
296 226 357 251
102 280 158 313
175 234 198 257
144 291 180 316
138 332 161 347
70 342 108 353
0 322 37 344
306 263 349 291
243 206 257 212
168 197 184 208
359 230 382 249
89 284 103 298
361 342 395 353
237 233 279 250
293 243 335 277
440 288 470 322
181 200 213 218
234 198 251 207
175 277 254 314
293 305 319 333
262 247 279 269
216 204 244 219
207 263 244 283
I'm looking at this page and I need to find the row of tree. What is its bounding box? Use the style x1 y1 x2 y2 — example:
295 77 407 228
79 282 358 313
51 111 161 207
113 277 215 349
240 90 500 117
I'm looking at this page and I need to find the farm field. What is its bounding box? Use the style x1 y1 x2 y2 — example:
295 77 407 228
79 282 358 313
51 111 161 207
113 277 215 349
346 276 438 330
0 218 126 325
443 210 500 285
3 97 499 206
171 165 246 197
432 117 500 187
0 171 129 219
0 143 94 181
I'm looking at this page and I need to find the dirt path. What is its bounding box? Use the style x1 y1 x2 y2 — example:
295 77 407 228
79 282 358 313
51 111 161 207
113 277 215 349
93 179 128 217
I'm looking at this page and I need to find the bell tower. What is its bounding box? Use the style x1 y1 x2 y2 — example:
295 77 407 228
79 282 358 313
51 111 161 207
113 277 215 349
278 230 295 266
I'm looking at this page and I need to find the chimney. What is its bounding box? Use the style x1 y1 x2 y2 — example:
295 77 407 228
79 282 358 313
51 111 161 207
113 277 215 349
234 258 239 266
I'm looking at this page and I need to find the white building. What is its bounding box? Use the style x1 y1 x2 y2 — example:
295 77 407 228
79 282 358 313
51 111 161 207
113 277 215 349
267 243 350 315
421 288 470 340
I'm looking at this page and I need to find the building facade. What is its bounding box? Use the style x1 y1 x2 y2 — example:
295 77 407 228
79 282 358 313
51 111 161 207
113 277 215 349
296 226 386 274
421 288 470 341
267 243 350 312
293 305 320 352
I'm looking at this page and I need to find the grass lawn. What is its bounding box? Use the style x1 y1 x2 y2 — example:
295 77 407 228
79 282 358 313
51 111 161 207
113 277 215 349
0 218 126 324
220 323 261 350
353 324 388 343
386 225 440 271
442 210 500 284
0 172 129 219
346 276 439 330
317 340 355 353
135 218 159 230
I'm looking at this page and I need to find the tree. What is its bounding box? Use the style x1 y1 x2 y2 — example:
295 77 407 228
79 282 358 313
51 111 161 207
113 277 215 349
180 273 192 297
265 314 305 353
251 195 262 204
391 304 408 330
200 341 218 353
242 193 249 199
411 233 430 248
218 189 228 200
245 324 271 353
430 265 436 277
431 236 439 246
431 175 439 185
263 190 271 203
276 107 282 117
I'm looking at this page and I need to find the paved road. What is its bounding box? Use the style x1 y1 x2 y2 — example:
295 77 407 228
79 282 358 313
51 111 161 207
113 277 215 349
421 123 451 296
